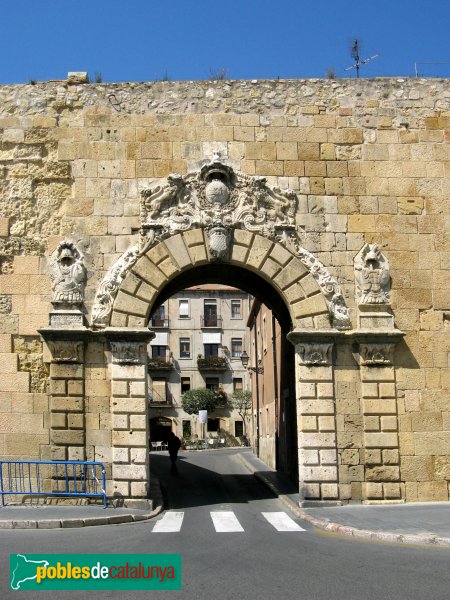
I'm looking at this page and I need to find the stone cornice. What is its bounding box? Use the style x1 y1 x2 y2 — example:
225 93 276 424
39 326 155 344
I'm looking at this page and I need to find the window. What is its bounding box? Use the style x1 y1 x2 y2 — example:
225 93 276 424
235 421 244 437
231 338 243 358
179 337 191 359
207 418 220 432
231 300 241 319
151 345 166 359
233 378 243 392
151 305 166 327
181 377 191 394
182 420 191 438
205 377 220 392
203 299 217 326
204 344 219 357
179 299 189 318
151 378 167 403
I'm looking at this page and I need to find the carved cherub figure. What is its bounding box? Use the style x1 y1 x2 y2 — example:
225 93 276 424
267 187 297 222
142 174 187 220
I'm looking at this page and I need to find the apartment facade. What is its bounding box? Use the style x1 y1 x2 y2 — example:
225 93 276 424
148 285 252 443
247 299 297 478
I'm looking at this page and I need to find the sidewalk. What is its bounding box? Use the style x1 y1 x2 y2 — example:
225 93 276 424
0 476 163 530
238 449 450 547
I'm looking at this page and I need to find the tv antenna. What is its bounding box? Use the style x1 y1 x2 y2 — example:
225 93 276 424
345 39 379 78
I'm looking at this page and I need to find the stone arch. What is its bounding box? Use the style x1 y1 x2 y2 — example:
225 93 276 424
82 159 356 504
109 230 331 331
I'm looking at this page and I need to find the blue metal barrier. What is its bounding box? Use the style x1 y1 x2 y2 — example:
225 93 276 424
0 460 107 509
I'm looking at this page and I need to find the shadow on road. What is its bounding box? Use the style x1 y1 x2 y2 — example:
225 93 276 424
149 450 282 510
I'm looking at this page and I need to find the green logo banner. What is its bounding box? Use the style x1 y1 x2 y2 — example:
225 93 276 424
10 554 182 590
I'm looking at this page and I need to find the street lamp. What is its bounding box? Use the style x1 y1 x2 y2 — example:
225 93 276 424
240 350 263 374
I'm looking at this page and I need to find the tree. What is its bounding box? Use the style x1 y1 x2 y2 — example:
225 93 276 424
181 387 219 415
230 390 252 435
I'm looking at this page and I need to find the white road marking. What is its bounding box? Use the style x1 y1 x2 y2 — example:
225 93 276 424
262 512 306 532
153 511 184 532
210 511 244 532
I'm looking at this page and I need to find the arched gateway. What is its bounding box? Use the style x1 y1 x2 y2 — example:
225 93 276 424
40 157 403 505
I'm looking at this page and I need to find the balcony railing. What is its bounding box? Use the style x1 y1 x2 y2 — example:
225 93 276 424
201 316 223 328
197 355 228 371
150 318 169 328
147 355 174 371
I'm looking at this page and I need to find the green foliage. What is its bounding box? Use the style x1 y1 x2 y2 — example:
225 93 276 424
230 390 252 434
181 387 219 415
197 356 227 369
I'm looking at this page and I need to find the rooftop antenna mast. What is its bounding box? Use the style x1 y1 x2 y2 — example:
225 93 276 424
345 39 379 78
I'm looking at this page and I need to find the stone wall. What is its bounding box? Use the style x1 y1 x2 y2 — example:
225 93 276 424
0 77 448 502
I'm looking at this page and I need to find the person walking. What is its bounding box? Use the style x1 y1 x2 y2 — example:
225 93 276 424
167 431 182 475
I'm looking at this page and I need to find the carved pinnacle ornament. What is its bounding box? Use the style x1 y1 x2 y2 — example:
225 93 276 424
355 243 391 305
50 241 87 307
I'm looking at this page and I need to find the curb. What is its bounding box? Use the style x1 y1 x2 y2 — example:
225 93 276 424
238 453 450 547
0 476 164 530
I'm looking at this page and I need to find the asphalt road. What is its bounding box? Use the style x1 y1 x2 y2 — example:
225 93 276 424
1 448 449 599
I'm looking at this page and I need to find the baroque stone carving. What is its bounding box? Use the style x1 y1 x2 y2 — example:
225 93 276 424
92 246 140 327
91 157 351 330
138 156 297 250
207 221 231 261
48 341 84 363
359 343 394 366
50 241 86 307
355 244 390 305
110 341 147 364
277 230 351 330
298 342 333 365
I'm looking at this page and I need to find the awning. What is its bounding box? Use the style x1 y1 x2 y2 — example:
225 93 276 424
203 332 221 344
150 332 168 346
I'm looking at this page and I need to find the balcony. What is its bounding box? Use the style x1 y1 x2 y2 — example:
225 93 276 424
201 315 223 328
197 355 228 372
148 392 174 407
147 355 174 371
150 317 169 328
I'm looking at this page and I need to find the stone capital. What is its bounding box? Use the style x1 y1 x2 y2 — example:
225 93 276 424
110 341 148 365
297 342 333 366
47 340 84 363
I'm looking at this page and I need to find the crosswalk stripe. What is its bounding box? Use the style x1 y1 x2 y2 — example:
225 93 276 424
262 512 306 532
210 511 244 532
152 511 184 532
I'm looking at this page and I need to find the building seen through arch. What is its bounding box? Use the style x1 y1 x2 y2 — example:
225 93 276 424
147 284 252 445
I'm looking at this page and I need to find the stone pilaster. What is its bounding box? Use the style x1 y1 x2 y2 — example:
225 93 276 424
288 330 340 504
47 340 86 461
353 304 404 502
108 332 152 500
357 341 403 501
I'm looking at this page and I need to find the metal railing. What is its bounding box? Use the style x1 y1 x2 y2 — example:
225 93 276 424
201 315 223 328
150 317 169 328
0 460 107 509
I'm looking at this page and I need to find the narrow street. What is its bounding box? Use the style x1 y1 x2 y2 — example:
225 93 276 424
1 449 449 599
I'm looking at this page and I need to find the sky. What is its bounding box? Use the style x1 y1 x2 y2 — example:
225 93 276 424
1 0 449 84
